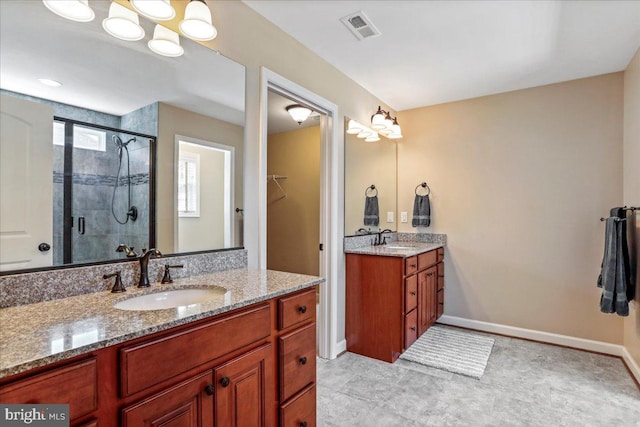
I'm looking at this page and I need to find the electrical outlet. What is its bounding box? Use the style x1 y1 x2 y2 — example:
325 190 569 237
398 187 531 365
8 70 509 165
387 212 394 223
401 212 408 223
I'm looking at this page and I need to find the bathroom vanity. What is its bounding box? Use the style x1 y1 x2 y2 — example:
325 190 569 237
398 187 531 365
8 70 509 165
345 242 444 363
0 269 321 427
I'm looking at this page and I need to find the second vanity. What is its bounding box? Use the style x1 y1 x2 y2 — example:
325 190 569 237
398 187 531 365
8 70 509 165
0 268 322 427
345 240 445 363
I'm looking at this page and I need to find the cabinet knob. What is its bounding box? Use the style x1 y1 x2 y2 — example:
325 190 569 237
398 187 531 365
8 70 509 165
38 243 51 252
298 305 307 314
410 327 416 331
205 384 215 396
410 291 416 296
299 356 307 366
428 272 434 277
220 377 230 387
300 422 308 427
410 263 417 268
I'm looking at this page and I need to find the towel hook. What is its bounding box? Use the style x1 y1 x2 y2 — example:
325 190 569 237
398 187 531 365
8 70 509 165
415 182 430 196
365 184 378 197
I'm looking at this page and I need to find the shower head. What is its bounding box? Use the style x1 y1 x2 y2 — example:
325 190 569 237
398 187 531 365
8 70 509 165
112 135 136 148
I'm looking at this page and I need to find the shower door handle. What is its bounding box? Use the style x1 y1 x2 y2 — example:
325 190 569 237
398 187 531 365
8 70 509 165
78 216 85 235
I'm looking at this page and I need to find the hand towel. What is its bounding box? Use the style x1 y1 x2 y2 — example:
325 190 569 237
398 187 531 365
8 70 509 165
364 195 379 226
412 194 431 227
598 207 631 316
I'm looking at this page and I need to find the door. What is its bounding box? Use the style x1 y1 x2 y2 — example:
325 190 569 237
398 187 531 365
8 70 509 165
418 266 437 335
214 343 274 427
0 94 53 271
122 370 214 427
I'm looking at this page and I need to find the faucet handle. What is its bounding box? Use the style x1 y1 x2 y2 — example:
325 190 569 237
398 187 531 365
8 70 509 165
103 271 126 293
161 264 184 284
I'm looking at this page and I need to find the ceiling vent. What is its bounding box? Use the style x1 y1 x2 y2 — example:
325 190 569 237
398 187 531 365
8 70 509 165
340 11 381 41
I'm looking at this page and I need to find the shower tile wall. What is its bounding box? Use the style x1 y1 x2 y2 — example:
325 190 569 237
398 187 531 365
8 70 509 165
121 102 158 137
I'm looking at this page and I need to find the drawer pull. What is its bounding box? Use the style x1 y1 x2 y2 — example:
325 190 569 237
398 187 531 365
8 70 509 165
300 422 308 427
298 356 307 366
220 377 230 388
205 384 215 396
410 291 416 296
410 263 417 268
410 327 416 331
298 305 307 314
427 272 434 277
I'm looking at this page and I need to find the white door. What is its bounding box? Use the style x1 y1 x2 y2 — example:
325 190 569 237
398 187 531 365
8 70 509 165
0 94 53 271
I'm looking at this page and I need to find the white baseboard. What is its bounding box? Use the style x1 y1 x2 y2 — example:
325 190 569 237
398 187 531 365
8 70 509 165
622 346 640 384
335 339 347 357
437 315 624 356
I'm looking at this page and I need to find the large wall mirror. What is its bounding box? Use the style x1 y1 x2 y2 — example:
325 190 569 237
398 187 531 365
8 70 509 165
0 1 245 272
344 117 397 236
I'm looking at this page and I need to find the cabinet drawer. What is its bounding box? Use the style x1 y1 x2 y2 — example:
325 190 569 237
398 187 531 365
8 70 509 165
405 256 418 275
278 289 316 330
404 309 418 349
280 384 316 427
121 304 270 397
418 250 438 270
437 247 444 262
279 323 316 402
0 358 97 421
404 275 417 313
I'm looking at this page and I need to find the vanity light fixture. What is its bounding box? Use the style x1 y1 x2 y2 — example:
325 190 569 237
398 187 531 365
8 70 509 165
148 25 184 57
179 0 217 41
286 104 312 125
38 78 63 87
346 119 362 134
365 132 380 142
370 106 402 139
103 2 145 41
130 0 176 21
42 0 95 22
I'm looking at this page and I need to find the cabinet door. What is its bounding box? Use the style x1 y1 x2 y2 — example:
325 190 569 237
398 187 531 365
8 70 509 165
418 266 437 335
214 343 274 427
122 370 214 427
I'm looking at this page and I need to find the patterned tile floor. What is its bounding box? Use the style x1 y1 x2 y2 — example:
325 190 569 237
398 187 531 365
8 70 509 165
317 328 640 426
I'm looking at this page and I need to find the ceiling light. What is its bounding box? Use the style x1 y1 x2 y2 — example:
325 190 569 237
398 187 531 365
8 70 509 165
131 0 176 21
346 119 362 134
148 25 184 57
38 78 63 87
102 2 145 41
286 104 312 125
365 132 380 142
42 0 95 22
179 0 217 41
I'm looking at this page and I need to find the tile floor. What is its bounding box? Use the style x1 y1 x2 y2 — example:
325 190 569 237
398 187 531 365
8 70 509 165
317 327 640 426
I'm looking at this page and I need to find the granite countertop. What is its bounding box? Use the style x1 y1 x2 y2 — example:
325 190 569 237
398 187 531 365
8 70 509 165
344 241 444 257
0 268 323 379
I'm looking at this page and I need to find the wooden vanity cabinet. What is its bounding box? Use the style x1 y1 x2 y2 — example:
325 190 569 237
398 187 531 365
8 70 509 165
346 247 444 363
0 287 318 427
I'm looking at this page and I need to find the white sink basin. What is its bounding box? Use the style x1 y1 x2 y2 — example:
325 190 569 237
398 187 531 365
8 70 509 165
385 244 417 250
114 287 228 311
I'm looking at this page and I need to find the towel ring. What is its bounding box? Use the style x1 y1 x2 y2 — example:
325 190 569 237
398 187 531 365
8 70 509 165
365 185 378 197
415 182 430 196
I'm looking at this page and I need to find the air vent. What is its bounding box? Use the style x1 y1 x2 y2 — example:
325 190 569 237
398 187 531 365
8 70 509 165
340 11 381 41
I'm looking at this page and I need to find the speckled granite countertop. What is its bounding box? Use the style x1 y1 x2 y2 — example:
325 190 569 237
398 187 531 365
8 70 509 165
0 268 323 379
344 242 444 257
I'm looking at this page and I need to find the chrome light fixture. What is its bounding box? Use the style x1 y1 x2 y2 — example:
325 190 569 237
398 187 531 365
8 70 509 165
179 0 217 41
286 104 312 125
42 0 95 22
148 25 184 57
370 106 402 139
102 2 145 41
131 0 176 21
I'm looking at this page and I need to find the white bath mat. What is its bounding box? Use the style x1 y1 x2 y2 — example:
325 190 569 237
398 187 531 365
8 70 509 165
400 325 495 379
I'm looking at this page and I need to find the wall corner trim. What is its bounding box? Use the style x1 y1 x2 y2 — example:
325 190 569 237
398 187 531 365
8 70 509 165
622 346 640 385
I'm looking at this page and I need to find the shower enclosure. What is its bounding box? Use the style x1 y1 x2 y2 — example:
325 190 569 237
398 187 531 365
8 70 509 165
52 117 155 265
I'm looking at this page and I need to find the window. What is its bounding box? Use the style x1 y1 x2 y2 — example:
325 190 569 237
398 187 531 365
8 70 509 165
73 125 106 151
53 121 65 146
178 151 200 217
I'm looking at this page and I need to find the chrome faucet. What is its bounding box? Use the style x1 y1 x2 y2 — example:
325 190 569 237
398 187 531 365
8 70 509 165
137 248 162 288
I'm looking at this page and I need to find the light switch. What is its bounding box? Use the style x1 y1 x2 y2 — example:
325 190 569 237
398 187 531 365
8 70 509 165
386 212 394 223
401 212 408 223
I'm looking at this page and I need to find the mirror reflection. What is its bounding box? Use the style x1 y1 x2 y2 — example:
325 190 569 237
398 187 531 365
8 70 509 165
0 1 245 272
344 117 397 236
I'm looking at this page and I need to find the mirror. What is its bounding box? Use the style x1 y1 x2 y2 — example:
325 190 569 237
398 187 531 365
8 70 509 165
344 117 397 236
0 1 245 272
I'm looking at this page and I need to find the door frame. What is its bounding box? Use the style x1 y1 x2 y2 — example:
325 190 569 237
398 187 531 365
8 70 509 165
250 67 340 359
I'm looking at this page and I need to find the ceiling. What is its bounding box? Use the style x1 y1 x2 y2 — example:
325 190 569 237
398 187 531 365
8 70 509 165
0 0 245 124
243 0 640 111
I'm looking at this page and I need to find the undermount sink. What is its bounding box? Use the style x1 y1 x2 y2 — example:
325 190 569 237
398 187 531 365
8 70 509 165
384 244 417 250
113 287 228 311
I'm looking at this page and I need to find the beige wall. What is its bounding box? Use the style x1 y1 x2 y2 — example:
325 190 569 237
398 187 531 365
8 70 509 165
267 126 320 276
397 73 625 344
178 144 226 252
157 102 243 253
623 48 640 366
344 128 397 236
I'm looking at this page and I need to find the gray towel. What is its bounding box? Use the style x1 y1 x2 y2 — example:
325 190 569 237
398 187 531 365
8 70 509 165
598 208 631 316
412 195 431 227
364 195 379 226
